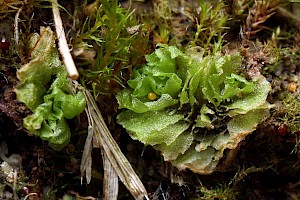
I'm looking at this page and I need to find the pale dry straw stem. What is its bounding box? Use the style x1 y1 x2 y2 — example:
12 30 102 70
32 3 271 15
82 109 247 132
14 7 22 47
79 86 149 200
102 151 119 200
81 95 118 200
52 0 79 80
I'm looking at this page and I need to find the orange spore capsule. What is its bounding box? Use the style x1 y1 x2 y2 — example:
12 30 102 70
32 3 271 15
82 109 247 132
147 92 157 100
288 82 297 93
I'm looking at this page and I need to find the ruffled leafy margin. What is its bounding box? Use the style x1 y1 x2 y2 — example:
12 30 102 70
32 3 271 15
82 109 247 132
117 44 271 174
15 27 86 150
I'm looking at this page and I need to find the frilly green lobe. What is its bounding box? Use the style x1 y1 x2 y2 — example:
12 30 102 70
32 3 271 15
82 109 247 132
117 44 271 174
117 109 189 146
16 27 62 110
15 27 86 151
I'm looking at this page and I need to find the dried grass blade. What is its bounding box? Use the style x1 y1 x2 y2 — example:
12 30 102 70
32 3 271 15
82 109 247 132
102 152 118 200
80 99 95 184
80 125 93 184
82 88 149 200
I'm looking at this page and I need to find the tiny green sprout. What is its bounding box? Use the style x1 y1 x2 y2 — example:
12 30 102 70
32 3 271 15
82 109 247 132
191 0 229 55
73 0 146 97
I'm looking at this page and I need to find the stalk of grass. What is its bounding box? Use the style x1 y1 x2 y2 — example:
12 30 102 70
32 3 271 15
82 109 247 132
52 0 79 80
74 0 141 97
102 152 119 200
78 84 149 200
191 0 228 55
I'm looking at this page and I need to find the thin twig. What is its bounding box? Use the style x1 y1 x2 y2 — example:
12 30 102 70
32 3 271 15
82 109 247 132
52 0 79 80
277 7 300 25
14 7 22 47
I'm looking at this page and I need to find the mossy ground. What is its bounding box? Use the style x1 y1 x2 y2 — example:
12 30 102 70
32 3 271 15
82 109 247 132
1 0 300 199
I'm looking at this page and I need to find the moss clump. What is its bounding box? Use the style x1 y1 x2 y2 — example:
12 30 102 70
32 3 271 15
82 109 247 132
280 93 300 133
